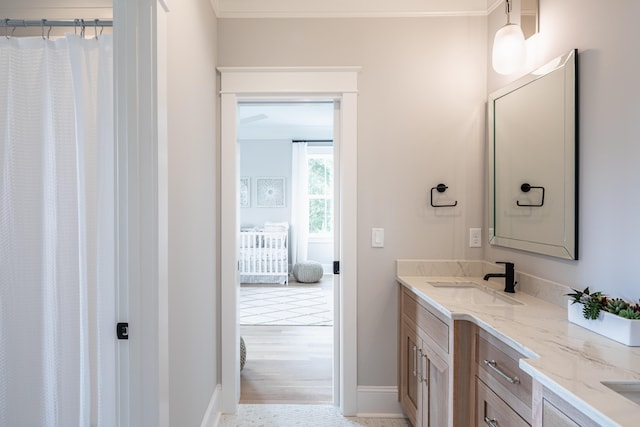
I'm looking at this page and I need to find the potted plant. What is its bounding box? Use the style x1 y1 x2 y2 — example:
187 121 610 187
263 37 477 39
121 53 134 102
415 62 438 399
566 287 640 346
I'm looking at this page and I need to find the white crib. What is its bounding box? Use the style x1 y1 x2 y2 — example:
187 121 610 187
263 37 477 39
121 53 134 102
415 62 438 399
239 224 289 284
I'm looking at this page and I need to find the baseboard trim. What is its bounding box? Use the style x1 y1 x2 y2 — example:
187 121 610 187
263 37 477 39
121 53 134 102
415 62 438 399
356 386 405 418
201 384 222 427
204 384 404 422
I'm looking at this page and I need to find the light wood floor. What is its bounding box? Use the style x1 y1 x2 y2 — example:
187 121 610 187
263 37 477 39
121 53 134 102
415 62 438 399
240 325 333 404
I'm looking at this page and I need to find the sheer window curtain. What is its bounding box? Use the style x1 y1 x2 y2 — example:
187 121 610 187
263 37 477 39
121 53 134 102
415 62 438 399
0 34 115 426
290 142 309 267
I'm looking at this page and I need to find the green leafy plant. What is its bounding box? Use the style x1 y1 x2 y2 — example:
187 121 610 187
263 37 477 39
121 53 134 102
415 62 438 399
605 298 629 315
566 287 607 320
619 308 640 320
567 287 640 321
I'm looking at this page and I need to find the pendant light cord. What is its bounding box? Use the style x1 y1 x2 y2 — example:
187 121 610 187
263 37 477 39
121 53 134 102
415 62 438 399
505 0 512 24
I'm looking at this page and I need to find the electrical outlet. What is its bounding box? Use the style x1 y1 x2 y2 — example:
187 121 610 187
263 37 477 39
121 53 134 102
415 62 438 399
469 228 482 248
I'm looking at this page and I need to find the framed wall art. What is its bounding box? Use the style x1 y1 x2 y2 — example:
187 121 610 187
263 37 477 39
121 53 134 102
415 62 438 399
240 177 250 208
256 177 285 208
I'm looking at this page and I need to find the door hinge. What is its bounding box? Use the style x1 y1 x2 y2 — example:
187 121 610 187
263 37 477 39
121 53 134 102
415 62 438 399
117 322 129 340
333 261 340 275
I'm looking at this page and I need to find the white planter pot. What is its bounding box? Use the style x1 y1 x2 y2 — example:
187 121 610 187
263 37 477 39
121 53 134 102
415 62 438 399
567 301 640 346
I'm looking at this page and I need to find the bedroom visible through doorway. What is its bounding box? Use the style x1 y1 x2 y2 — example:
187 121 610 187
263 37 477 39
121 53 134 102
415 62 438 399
237 101 336 404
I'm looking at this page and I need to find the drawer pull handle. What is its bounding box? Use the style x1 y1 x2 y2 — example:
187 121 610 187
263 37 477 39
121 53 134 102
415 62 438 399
412 345 417 377
484 416 499 427
418 348 425 383
483 359 520 384
420 351 429 385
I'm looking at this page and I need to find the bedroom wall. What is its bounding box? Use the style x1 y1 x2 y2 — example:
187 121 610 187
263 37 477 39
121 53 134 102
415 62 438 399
239 139 335 269
239 139 293 228
218 16 487 388
167 0 218 425
485 0 640 302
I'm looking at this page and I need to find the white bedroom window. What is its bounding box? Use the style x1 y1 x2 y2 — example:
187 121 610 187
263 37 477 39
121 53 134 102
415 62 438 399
307 149 333 237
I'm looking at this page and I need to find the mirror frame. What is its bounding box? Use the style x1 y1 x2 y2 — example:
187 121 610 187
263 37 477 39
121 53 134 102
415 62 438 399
488 49 578 259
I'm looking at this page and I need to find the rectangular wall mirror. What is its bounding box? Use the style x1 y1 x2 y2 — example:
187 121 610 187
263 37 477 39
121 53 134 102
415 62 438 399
488 49 578 259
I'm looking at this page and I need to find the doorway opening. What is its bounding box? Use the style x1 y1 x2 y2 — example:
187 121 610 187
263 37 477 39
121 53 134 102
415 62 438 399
237 101 336 404
219 66 359 416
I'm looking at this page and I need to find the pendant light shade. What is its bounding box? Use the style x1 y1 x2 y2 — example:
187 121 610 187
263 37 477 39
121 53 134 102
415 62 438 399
492 0 526 75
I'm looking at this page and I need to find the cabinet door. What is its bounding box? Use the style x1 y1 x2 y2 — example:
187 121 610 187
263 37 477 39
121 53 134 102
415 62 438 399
535 383 600 427
400 320 421 426
541 398 600 427
541 400 580 427
422 346 449 427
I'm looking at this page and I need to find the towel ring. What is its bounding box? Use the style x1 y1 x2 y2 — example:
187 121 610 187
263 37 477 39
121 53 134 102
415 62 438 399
516 183 545 207
430 183 458 208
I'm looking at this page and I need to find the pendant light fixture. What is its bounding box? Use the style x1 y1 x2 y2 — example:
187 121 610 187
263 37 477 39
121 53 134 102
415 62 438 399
492 0 526 75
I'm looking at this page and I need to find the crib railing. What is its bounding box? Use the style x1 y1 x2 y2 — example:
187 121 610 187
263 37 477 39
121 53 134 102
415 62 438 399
239 230 289 284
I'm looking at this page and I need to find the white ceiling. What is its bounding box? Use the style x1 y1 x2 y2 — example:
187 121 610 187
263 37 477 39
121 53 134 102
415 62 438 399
237 101 334 141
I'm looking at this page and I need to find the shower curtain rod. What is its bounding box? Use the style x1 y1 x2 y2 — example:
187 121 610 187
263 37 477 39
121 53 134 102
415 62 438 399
0 18 113 28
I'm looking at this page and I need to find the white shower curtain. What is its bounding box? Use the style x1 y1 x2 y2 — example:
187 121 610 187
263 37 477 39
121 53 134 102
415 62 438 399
290 142 309 266
0 34 115 426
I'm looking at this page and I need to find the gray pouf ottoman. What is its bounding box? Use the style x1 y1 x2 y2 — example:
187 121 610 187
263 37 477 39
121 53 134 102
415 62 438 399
240 336 246 371
293 260 324 283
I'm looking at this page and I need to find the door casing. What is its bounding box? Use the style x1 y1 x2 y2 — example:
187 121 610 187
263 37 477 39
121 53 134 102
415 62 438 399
219 66 359 415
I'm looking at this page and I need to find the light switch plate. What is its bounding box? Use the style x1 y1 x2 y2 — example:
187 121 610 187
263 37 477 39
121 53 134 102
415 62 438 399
469 228 482 248
372 228 384 248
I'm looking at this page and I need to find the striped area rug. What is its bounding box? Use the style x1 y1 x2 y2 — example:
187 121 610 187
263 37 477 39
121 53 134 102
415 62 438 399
239 281 333 326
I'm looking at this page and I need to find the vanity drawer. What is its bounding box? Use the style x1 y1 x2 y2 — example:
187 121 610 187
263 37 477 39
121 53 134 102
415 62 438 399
401 289 449 354
477 378 529 427
476 330 532 423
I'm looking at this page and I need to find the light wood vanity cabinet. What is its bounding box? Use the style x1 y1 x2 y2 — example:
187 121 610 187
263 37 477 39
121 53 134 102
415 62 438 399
399 285 477 427
399 287 450 427
475 329 532 426
398 283 601 427
477 379 529 427
399 318 449 426
533 383 601 427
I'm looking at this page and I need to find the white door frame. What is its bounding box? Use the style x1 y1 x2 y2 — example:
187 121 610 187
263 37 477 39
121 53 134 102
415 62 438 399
114 0 170 425
219 67 359 416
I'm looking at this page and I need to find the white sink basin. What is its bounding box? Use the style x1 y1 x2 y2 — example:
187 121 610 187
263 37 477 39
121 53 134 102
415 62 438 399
427 281 523 306
602 382 640 406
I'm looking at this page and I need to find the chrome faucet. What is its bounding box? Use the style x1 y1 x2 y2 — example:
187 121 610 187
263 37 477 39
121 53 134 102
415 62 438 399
483 261 517 293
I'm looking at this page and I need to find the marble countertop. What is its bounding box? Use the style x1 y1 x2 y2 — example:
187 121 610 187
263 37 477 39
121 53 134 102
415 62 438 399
397 273 640 426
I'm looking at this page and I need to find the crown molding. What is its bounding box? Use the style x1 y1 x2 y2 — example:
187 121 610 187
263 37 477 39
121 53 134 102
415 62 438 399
209 0 219 17
217 0 502 18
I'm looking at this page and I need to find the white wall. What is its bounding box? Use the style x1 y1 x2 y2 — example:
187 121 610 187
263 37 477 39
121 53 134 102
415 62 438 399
239 139 335 269
307 239 333 272
218 17 488 387
0 0 111 21
167 0 218 425
239 139 292 227
486 0 640 302
8 3 220 423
